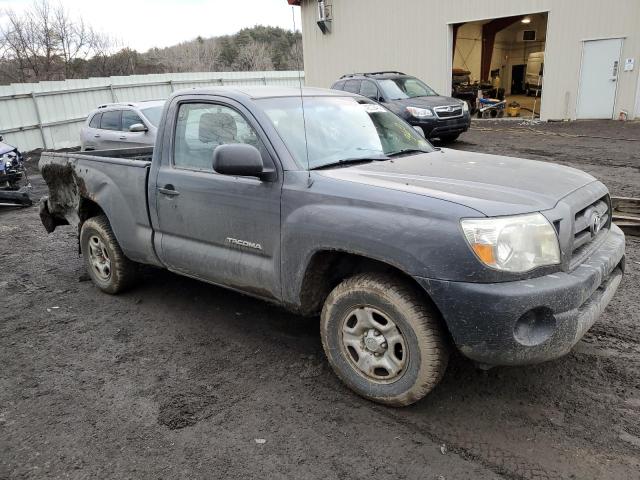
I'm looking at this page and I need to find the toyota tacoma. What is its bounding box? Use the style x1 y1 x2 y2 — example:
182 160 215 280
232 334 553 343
39 86 625 406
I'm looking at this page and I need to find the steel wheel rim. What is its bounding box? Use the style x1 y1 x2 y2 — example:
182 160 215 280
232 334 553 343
340 306 408 384
88 235 111 281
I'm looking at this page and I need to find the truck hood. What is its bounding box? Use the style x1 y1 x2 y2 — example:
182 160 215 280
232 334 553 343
315 149 597 217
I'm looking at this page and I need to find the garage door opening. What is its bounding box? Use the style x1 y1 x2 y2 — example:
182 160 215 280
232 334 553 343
451 12 548 120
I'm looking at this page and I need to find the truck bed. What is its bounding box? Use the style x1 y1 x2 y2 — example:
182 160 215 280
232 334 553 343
39 147 161 267
79 146 154 162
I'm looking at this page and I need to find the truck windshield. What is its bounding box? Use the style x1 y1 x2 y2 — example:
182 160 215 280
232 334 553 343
258 96 433 170
378 77 438 100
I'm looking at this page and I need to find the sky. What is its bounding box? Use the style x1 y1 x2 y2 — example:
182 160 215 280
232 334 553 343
0 0 302 52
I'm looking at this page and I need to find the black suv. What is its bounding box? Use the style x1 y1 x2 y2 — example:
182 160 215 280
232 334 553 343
331 71 471 143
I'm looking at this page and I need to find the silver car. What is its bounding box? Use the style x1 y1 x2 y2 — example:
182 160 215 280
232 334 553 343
80 100 164 151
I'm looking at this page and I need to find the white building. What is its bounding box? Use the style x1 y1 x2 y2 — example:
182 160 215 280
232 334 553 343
290 0 640 121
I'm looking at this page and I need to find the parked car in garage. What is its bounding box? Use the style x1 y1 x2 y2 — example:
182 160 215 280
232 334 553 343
451 68 478 113
331 71 471 143
80 100 165 151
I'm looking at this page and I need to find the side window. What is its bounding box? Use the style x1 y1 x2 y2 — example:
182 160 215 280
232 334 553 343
359 80 379 100
100 110 121 131
343 80 361 93
173 103 266 171
89 113 102 128
332 80 345 90
122 110 144 131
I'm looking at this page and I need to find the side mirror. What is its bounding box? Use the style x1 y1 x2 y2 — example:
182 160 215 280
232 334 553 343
129 123 148 133
413 126 425 137
213 143 269 179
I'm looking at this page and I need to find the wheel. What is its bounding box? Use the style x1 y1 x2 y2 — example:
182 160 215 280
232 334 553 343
438 134 460 143
320 273 449 407
80 215 137 294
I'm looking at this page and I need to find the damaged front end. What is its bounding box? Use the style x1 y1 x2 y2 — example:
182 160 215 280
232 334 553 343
0 137 32 207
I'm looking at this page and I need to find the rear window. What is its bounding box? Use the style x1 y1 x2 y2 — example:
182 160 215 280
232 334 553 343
89 113 101 128
100 110 121 131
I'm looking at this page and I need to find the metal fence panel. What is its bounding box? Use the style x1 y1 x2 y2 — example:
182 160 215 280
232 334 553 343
0 71 304 151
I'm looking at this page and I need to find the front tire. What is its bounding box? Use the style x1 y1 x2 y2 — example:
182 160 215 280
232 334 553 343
80 215 137 294
320 273 449 407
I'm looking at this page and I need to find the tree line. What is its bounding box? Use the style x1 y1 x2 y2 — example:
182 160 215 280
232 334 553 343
0 0 303 85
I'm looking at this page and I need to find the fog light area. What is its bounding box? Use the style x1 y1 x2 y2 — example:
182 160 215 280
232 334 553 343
513 307 557 346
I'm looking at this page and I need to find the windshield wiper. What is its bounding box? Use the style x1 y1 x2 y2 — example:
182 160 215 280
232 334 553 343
311 155 390 170
387 148 432 157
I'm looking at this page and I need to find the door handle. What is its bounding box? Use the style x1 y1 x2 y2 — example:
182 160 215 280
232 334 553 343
158 185 180 196
94 134 101 138
119 136 127 140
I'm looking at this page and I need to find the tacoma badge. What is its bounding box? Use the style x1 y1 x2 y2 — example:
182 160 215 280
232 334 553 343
226 237 263 251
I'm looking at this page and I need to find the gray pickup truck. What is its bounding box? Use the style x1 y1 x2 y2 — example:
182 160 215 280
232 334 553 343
39 86 625 406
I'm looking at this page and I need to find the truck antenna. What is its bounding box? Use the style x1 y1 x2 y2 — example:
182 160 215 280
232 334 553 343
292 7 312 186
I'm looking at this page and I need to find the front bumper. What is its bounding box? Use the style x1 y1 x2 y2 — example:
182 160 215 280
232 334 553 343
409 114 471 138
416 224 626 366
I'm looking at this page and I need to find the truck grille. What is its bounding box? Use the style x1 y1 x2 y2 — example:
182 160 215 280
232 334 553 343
433 105 463 119
572 195 610 258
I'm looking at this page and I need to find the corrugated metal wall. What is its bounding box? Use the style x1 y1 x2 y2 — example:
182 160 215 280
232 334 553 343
299 0 640 121
0 71 304 151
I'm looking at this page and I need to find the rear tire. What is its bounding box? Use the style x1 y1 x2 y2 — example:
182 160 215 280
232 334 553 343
320 273 449 407
80 215 137 294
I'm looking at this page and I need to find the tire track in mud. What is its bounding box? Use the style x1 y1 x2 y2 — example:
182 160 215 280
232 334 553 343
306 362 564 479
367 400 563 480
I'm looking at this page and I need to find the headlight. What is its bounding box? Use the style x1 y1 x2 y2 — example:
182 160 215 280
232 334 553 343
406 106 433 118
462 101 469 113
460 213 560 272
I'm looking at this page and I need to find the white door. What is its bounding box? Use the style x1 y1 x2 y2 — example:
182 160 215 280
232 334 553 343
577 38 623 119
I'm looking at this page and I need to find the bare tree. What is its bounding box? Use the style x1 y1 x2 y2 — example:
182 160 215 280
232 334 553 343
233 40 273 71
152 36 220 73
52 4 95 78
1 6 301 85
0 0 112 83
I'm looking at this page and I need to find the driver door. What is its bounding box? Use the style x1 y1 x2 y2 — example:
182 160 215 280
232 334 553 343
153 98 283 300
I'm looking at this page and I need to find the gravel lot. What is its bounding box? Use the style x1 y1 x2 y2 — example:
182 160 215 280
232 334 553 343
1 120 639 480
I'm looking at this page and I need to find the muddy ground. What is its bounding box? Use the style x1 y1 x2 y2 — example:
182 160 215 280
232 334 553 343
1 120 639 479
